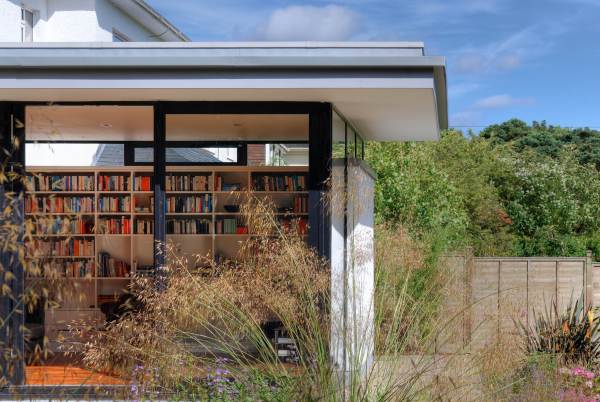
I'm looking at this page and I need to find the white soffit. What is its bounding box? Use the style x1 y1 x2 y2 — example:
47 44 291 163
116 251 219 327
13 88 437 142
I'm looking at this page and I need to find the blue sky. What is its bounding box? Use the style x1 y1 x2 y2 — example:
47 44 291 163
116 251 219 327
146 0 600 131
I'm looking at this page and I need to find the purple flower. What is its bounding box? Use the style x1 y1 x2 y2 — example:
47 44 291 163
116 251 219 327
587 371 595 379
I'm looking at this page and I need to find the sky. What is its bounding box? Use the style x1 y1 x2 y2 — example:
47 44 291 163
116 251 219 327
145 0 600 131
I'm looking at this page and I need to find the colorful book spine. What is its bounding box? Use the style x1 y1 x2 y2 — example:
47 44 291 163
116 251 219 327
34 218 94 235
132 176 154 192
25 239 95 257
97 196 131 213
166 174 212 191
134 219 154 234
26 175 94 192
166 219 210 235
165 195 212 213
98 175 129 191
97 251 131 277
98 217 131 234
26 196 95 214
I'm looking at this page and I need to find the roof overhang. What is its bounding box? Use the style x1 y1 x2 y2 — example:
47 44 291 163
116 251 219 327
0 42 447 142
108 0 191 42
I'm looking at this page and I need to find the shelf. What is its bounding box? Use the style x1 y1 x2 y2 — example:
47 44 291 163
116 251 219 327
26 277 94 280
132 191 154 194
31 234 95 237
97 191 131 194
97 277 132 280
133 212 153 215
26 212 95 216
166 191 212 194
25 255 95 259
29 191 95 194
166 213 212 215
167 233 212 236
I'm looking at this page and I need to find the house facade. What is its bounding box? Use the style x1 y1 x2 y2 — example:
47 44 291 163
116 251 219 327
0 0 189 43
0 37 447 389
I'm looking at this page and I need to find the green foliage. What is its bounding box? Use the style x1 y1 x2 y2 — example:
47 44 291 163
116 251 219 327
365 141 467 246
366 119 600 258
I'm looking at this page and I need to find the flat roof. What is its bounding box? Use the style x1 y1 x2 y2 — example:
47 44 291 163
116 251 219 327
0 42 447 141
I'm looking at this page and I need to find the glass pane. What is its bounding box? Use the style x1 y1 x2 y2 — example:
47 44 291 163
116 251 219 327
332 111 345 158
347 128 356 159
26 143 123 166
261 143 308 166
136 147 239 164
22 9 33 42
356 135 364 160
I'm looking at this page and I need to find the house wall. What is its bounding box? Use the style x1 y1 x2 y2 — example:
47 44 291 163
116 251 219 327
0 0 163 42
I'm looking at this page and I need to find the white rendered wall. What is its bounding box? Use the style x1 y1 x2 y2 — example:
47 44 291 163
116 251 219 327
330 159 375 382
0 0 163 42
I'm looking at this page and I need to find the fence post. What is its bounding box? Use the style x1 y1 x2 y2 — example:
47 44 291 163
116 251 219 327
465 247 473 345
586 250 593 310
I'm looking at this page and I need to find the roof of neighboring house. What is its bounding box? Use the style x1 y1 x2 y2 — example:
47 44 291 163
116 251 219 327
109 0 191 42
91 144 221 166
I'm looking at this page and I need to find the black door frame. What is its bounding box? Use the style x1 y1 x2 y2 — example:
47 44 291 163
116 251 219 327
0 100 333 386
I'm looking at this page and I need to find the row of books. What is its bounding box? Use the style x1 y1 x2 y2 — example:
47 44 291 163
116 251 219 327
98 217 131 234
251 175 308 192
98 251 131 277
26 260 95 278
215 219 247 235
166 174 212 192
166 196 212 213
167 219 210 235
27 175 95 192
97 175 129 192
25 239 95 257
97 196 131 213
132 176 154 192
277 218 307 235
214 176 241 192
34 218 94 235
134 219 154 235
26 196 95 214
294 196 309 214
134 263 154 277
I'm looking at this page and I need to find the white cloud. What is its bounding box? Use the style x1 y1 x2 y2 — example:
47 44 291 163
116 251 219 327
449 111 482 127
448 83 480 99
236 5 367 41
471 94 537 110
455 54 486 75
454 51 523 75
492 52 523 71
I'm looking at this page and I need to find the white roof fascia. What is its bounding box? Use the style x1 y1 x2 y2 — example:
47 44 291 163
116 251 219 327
108 0 191 42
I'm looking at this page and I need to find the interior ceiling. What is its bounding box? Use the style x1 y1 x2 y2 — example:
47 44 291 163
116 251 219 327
15 88 439 142
166 114 308 141
26 106 154 142
25 107 308 142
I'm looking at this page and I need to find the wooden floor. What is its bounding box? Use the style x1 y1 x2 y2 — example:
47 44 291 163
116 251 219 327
25 352 125 386
26 366 125 386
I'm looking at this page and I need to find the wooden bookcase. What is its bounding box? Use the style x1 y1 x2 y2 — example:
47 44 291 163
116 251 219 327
25 165 309 339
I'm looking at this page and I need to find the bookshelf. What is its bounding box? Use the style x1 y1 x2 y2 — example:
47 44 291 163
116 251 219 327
25 166 309 339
